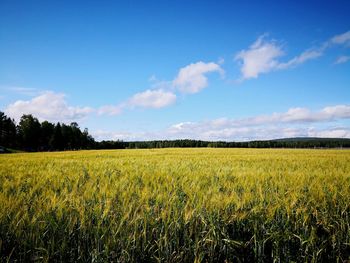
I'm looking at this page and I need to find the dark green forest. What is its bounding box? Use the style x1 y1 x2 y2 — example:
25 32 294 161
1 111 350 152
0 112 95 152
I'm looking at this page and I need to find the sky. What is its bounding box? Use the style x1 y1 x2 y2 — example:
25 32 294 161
1 0 350 141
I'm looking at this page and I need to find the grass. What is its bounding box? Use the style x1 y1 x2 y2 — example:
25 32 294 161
0 148 349 262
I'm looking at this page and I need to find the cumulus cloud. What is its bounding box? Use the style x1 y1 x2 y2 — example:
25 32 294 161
235 35 325 80
98 61 221 114
334 55 350 64
4 88 177 120
97 89 176 115
173 61 224 93
5 91 93 122
127 89 177 109
235 36 284 79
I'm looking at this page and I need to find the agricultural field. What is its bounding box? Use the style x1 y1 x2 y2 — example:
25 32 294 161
0 148 349 262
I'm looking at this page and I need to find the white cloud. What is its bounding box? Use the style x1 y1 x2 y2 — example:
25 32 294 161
148 75 173 90
166 105 350 140
91 105 350 141
165 105 350 131
321 105 350 119
98 61 221 114
308 127 350 138
232 105 350 125
330 31 350 46
5 91 93 122
173 61 223 93
97 105 123 116
2 86 40 96
96 89 177 115
235 35 284 79
277 48 323 69
92 130 141 141
235 30 350 80
334 55 350 64
92 125 350 142
235 36 325 80
127 89 176 109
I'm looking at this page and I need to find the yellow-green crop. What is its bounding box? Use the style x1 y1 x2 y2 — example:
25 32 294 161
0 148 349 262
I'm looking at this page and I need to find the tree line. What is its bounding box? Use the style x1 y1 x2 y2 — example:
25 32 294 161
1 111 350 152
0 112 95 151
99 138 350 149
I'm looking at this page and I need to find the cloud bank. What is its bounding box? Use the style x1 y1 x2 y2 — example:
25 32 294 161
92 105 350 141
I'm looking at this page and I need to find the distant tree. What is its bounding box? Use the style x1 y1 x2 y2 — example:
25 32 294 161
80 128 95 149
40 121 55 150
61 123 72 149
17 114 41 151
0 112 17 148
70 122 82 149
50 123 64 151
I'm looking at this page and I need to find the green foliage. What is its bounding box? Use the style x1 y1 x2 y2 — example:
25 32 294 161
0 112 17 148
0 148 349 262
0 112 95 151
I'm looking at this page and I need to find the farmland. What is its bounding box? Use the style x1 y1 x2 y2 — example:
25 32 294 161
0 148 349 262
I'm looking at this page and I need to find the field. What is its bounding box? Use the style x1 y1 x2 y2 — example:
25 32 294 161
0 148 349 262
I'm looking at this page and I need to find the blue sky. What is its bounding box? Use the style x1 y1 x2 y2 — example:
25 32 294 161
1 0 350 141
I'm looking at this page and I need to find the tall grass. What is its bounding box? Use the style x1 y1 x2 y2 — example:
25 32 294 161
0 148 349 262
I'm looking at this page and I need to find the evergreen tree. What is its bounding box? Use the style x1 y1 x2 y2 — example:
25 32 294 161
40 121 55 150
50 123 64 151
0 112 17 148
18 114 41 151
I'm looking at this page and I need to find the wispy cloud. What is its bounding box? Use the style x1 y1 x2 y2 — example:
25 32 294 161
2 86 40 96
5 91 94 122
168 105 350 131
334 55 350 65
92 130 144 141
277 48 323 70
97 105 123 116
330 30 350 46
235 30 350 80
